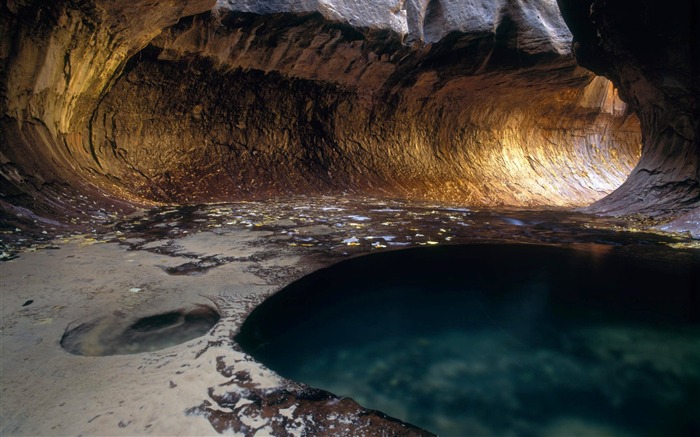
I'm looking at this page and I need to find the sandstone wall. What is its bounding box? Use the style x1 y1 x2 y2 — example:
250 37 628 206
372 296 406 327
4 0 680 226
557 0 699 218
91 12 640 206
1 0 215 218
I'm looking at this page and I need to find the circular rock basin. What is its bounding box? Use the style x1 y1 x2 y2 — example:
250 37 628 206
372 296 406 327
235 244 700 437
61 305 220 356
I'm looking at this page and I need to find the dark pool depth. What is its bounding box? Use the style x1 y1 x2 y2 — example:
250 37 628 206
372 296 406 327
235 244 700 436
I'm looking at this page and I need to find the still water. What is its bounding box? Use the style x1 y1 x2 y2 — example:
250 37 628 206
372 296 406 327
61 305 220 356
236 244 699 436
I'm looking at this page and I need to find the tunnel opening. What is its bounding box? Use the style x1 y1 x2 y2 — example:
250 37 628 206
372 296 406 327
0 0 697 243
0 3 651 232
235 244 700 437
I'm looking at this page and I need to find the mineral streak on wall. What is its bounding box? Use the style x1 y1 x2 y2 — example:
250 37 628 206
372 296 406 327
0 0 667 221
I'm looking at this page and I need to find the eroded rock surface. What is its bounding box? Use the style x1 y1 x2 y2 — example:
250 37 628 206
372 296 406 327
1 0 215 224
93 33 640 206
2 197 696 436
557 0 700 218
2 0 649 223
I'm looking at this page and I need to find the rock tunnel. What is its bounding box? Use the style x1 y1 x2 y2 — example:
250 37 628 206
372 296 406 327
1 1 699 436
2 0 697 231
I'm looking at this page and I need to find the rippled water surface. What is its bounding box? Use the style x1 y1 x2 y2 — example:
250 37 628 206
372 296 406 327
236 243 700 437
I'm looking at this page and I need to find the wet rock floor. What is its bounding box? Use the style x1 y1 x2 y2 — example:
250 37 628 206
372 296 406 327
1 196 698 436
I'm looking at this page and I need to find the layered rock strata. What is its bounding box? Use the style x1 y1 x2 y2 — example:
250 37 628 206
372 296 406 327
2 0 646 225
557 0 700 220
1 0 216 220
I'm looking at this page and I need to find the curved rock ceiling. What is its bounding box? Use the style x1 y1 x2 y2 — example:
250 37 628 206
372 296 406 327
557 0 699 226
0 0 697 228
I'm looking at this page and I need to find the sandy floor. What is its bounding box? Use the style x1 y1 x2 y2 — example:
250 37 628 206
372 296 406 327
1 229 291 435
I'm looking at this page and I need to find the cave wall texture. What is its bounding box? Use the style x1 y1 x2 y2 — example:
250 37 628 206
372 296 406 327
0 0 697 228
557 0 700 219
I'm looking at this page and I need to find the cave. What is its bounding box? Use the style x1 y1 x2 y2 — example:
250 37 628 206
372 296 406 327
1 0 698 435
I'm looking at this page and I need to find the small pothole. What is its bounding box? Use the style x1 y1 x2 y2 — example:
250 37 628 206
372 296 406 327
61 305 220 356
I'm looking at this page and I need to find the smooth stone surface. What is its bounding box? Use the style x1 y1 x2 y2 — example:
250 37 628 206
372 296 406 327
60 305 221 356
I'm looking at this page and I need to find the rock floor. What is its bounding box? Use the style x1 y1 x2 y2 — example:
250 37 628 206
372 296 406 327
1 196 698 436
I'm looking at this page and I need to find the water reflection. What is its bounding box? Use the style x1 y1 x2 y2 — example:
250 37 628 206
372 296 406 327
101 197 698 259
4 196 698 259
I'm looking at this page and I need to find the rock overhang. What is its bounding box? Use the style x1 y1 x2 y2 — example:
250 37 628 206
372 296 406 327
0 0 697 236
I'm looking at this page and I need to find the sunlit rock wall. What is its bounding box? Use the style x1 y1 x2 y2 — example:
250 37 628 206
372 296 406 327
2 0 644 223
90 5 640 207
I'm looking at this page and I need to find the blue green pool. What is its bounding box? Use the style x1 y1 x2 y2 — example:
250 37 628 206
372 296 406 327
235 244 700 436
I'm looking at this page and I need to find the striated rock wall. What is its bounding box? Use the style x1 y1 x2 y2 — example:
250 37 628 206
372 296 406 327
0 0 215 218
557 0 700 218
92 16 640 206
0 0 665 227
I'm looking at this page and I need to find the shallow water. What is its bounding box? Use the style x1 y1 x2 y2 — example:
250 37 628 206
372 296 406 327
236 244 700 437
61 305 220 356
